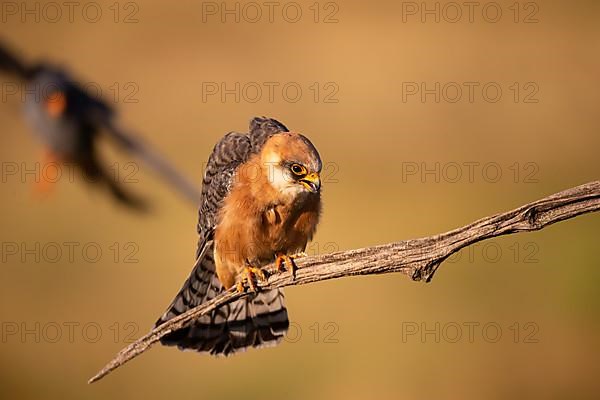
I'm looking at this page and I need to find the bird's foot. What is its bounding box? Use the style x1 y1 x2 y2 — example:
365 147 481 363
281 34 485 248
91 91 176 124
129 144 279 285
33 150 59 198
275 252 302 280
237 265 268 293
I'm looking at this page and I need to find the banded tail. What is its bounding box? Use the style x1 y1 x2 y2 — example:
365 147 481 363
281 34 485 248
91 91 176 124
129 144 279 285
156 240 289 355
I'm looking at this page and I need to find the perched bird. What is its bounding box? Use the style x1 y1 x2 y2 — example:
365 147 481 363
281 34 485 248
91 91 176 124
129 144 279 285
0 40 200 208
156 117 322 355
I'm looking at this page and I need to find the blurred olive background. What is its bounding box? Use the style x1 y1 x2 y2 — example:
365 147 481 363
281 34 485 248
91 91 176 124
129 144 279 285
1 1 599 399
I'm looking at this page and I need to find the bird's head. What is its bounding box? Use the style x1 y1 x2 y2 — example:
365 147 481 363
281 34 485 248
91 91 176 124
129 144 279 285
259 132 322 198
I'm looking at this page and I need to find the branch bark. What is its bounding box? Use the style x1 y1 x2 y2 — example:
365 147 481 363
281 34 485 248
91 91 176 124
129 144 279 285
89 181 600 384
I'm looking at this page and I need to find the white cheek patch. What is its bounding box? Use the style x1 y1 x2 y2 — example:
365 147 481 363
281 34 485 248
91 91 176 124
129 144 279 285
269 166 296 192
262 151 285 187
262 150 304 197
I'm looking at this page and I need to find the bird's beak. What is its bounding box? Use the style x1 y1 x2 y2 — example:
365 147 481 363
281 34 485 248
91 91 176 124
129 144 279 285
300 172 321 193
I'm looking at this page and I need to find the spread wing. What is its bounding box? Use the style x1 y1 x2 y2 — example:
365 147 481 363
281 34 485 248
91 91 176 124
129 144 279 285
156 117 291 355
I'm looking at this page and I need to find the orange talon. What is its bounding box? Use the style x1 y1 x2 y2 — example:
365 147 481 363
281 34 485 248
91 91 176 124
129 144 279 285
241 265 267 292
275 253 297 279
236 281 245 293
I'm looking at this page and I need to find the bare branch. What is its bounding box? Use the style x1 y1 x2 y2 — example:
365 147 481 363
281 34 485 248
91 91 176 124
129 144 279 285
89 181 600 384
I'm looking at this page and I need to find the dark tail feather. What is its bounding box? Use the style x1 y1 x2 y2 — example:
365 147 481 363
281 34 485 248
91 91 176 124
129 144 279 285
102 173 149 211
0 40 30 79
160 290 289 355
156 241 289 355
103 120 201 205
79 155 149 211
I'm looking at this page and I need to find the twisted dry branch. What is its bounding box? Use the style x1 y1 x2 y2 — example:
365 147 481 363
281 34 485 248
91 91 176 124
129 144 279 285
89 181 600 384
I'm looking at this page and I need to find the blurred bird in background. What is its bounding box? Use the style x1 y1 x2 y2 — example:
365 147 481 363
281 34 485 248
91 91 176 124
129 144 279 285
0 40 200 210
156 117 322 355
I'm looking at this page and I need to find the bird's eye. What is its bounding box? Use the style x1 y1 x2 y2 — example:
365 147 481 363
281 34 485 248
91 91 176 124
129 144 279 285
290 163 306 176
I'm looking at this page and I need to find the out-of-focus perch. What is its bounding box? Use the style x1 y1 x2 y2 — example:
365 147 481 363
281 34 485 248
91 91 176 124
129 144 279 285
89 181 600 384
